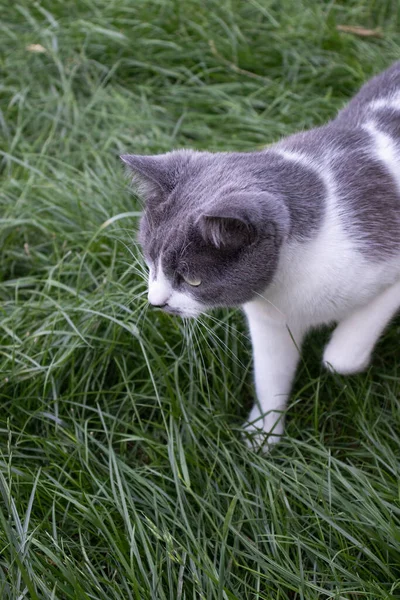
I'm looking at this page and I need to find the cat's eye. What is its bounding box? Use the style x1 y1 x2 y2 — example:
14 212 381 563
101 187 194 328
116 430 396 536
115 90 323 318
183 275 202 287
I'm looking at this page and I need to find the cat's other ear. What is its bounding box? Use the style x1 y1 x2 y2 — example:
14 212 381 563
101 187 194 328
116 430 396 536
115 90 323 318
198 192 289 250
120 153 178 198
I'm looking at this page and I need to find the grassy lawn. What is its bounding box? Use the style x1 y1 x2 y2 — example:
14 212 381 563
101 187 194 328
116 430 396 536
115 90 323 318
1 0 400 598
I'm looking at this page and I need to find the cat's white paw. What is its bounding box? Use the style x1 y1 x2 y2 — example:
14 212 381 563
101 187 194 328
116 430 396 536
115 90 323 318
243 406 284 452
323 339 371 375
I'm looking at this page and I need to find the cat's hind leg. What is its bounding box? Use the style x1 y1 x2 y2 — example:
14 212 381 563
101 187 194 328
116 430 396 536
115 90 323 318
323 279 400 375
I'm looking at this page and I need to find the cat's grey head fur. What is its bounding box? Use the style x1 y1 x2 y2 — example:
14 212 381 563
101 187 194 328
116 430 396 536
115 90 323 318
121 149 313 315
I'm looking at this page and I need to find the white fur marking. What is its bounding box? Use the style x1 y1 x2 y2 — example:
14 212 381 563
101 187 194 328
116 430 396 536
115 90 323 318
147 261 172 306
148 260 204 317
363 120 400 192
369 92 400 112
167 289 204 317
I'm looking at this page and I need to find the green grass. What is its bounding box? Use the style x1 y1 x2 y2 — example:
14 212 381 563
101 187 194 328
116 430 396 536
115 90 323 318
1 0 400 598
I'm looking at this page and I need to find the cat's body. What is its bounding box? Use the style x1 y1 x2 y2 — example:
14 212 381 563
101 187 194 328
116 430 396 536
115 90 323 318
121 61 400 448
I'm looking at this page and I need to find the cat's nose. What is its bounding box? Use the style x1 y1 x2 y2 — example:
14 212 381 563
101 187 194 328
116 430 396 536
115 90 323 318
149 302 168 309
147 284 170 307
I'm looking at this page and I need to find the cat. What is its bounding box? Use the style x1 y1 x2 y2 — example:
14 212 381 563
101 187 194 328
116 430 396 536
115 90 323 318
121 61 400 450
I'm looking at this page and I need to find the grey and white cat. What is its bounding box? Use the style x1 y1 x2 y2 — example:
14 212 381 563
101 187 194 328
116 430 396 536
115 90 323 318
121 61 400 449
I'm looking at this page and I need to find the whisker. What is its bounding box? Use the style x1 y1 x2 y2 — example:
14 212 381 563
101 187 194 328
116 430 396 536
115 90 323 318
198 316 249 372
203 313 251 346
253 290 285 317
187 320 212 404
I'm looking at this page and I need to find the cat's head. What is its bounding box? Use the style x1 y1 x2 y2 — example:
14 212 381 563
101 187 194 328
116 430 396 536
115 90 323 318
121 149 289 318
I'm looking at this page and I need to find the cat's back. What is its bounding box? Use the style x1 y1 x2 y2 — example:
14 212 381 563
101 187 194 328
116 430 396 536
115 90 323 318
274 62 400 260
334 61 400 138
332 62 400 257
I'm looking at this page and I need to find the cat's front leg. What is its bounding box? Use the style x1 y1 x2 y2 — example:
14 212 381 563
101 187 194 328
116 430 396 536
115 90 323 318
244 303 304 450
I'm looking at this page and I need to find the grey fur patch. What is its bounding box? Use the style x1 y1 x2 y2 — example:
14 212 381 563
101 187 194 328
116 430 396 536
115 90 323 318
372 107 400 140
334 61 400 127
333 153 400 255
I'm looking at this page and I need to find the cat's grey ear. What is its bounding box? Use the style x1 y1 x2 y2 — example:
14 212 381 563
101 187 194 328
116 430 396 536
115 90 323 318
199 213 257 250
198 196 262 250
198 193 289 250
120 153 177 196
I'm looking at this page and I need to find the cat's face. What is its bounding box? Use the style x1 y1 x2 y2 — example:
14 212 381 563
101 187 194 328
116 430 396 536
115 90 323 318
121 150 289 318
